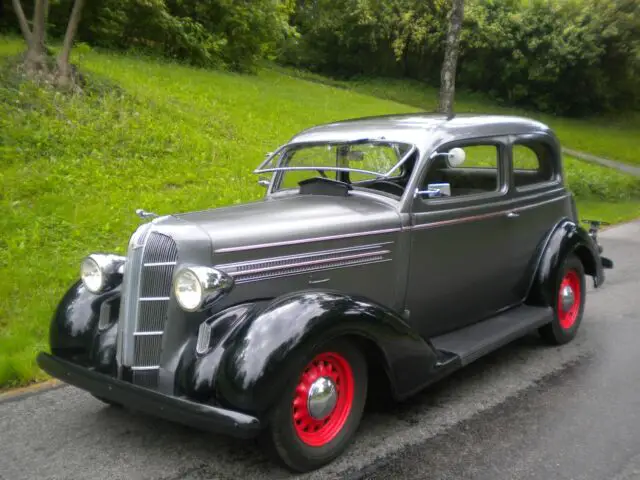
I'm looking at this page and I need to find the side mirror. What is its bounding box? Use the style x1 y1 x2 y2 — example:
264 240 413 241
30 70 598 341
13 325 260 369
429 147 466 167
447 147 466 167
258 176 270 188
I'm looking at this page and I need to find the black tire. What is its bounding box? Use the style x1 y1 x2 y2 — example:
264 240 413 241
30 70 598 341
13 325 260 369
91 395 123 408
539 253 586 345
261 338 368 473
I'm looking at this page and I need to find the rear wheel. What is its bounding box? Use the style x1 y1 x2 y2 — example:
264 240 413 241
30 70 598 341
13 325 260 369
539 253 586 345
262 338 367 472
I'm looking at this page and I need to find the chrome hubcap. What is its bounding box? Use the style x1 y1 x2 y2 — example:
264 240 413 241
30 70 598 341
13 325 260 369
307 377 337 420
561 285 575 311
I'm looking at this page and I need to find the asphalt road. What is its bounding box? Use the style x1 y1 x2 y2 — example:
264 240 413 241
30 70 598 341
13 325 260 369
1 221 639 480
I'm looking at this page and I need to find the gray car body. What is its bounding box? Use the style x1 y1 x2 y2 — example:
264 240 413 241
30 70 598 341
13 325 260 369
117 113 578 391
37 112 611 449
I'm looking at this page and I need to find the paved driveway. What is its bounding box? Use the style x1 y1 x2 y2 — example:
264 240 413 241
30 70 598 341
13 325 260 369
1 221 638 480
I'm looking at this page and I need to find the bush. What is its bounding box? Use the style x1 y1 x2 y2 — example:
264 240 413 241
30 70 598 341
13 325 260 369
282 0 640 116
5 0 296 72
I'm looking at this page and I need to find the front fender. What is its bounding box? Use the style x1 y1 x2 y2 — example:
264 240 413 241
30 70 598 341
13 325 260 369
527 218 604 306
49 279 121 371
213 291 439 415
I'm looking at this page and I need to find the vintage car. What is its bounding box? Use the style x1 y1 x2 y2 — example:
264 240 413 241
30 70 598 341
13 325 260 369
37 113 613 472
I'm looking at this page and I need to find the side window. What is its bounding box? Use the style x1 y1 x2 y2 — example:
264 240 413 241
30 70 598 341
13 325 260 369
420 143 501 199
512 142 555 188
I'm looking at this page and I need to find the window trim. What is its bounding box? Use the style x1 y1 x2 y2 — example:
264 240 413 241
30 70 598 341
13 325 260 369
410 136 509 213
509 133 561 194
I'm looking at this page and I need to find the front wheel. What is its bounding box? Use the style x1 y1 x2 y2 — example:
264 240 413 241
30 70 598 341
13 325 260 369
262 338 368 472
539 253 586 345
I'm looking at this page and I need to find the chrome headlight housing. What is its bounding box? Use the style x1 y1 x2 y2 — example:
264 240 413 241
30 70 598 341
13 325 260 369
173 266 234 312
80 254 126 294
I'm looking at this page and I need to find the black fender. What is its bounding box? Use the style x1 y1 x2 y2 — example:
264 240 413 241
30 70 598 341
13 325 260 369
49 279 121 371
207 291 440 416
526 218 605 307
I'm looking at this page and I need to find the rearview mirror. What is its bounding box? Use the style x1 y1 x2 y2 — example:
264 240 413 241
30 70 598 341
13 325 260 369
345 150 365 161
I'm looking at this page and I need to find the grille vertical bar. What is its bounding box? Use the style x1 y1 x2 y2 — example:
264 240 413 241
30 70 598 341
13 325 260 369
129 232 178 388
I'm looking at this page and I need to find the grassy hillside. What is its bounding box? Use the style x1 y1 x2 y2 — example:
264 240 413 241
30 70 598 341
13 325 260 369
1 37 639 388
275 69 640 167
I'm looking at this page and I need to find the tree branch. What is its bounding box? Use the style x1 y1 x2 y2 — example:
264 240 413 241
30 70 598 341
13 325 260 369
57 0 85 77
11 0 32 45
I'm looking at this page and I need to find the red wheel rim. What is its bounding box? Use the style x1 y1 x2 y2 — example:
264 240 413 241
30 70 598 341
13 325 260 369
558 269 581 329
292 352 354 447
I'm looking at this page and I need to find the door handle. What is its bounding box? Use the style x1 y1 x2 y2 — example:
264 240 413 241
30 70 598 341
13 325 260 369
506 211 520 219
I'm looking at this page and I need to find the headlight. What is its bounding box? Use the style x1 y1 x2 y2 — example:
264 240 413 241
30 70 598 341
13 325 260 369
80 254 126 294
173 266 234 312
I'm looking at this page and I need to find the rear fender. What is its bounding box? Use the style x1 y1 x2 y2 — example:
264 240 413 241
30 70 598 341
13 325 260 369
526 218 604 307
210 291 439 415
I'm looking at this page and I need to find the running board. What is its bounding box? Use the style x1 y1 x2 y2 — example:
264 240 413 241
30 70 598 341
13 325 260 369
431 305 553 366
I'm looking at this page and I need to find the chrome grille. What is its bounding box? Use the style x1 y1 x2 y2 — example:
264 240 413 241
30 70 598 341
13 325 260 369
140 264 175 298
121 230 178 389
136 301 170 332
133 334 164 366
132 370 159 389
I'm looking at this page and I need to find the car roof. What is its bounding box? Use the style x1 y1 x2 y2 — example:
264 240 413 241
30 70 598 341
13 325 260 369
288 113 555 152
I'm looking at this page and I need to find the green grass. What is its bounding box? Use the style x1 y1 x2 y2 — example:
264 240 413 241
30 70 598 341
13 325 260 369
1 36 639 388
272 69 640 167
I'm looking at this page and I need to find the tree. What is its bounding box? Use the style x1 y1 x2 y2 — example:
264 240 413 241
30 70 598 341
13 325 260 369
438 0 464 115
11 0 86 87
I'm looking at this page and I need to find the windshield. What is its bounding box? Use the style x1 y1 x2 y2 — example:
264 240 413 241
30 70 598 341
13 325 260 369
255 140 416 192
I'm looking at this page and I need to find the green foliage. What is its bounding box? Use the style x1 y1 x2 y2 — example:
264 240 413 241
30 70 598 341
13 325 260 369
273 67 640 166
283 0 640 115
33 0 297 72
460 0 640 115
0 38 639 387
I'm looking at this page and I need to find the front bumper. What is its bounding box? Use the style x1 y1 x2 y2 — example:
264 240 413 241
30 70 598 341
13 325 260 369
36 352 262 439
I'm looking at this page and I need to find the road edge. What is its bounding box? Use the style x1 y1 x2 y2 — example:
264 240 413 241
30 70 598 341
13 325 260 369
0 379 64 404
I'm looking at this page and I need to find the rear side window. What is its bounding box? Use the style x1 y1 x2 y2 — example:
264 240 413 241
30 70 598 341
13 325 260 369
512 142 556 188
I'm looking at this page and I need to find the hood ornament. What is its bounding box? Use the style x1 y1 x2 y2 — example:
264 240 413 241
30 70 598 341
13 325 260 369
135 208 158 219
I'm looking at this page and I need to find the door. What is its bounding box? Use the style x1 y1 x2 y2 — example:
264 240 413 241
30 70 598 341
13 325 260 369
404 138 518 338
507 134 569 300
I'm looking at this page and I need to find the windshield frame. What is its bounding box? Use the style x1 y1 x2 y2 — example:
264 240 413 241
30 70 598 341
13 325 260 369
253 139 418 180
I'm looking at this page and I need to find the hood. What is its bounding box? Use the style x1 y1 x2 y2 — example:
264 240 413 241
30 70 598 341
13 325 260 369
164 194 401 254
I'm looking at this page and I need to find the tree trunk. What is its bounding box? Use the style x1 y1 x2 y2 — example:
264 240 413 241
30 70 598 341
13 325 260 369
24 0 48 72
11 0 32 45
56 0 85 85
438 0 465 116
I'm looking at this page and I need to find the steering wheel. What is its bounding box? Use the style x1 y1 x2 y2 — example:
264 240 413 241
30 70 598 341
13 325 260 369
367 180 405 196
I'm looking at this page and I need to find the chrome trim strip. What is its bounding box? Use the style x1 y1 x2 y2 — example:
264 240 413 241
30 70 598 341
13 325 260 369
131 366 160 371
225 250 390 278
218 243 392 270
196 322 213 355
214 228 401 253
139 296 170 302
235 257 392 284
133 331 164 336
254 142 417 178
408 195 568 231
143 261 177 267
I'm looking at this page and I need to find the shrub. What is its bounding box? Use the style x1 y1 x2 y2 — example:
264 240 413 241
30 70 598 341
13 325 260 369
282 0 640 116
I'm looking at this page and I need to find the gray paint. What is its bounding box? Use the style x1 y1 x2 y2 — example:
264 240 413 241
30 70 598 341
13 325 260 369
116 113 572 388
